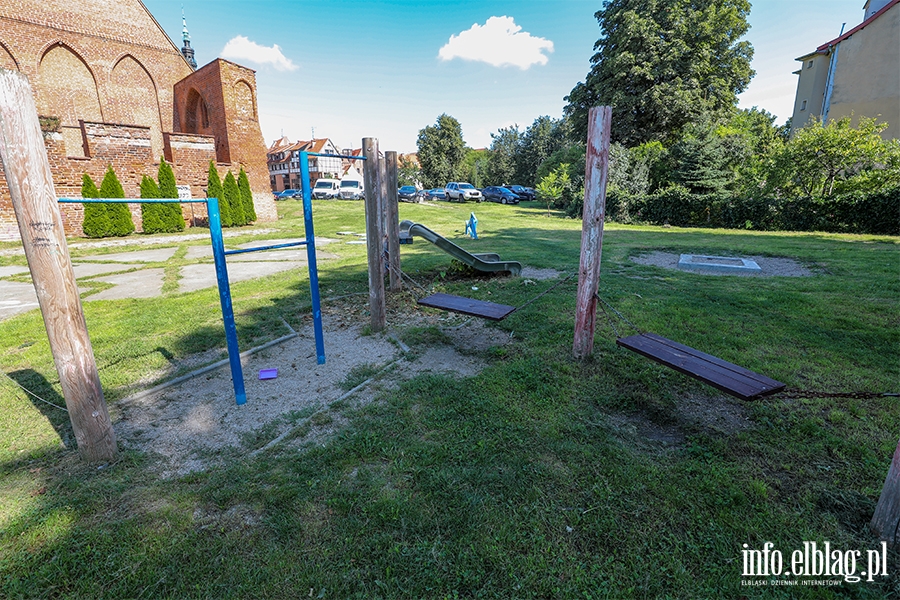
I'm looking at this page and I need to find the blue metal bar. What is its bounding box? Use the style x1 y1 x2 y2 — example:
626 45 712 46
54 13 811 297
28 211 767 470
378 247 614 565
58 198 207 203
300 151 326 364
304 152 366 161
207 198 247 405
223 241 307 256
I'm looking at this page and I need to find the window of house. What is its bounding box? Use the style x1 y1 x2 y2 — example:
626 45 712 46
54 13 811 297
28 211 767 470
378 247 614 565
806 60 814 69
800 99 808 111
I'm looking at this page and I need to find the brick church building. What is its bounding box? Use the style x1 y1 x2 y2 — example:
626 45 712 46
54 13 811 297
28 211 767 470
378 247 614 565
0 0 276 241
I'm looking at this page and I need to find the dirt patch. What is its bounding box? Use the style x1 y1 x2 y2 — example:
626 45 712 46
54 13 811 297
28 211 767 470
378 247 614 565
520 266 563 280
630 251 818 277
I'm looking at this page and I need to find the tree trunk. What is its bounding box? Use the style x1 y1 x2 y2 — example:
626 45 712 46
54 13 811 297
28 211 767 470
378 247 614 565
871 438 900 546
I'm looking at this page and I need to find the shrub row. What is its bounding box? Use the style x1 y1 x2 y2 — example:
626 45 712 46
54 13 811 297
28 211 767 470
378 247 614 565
578 186 900 235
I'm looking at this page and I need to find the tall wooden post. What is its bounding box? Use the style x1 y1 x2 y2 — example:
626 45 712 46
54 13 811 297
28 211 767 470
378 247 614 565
0 69 117 462
871 438 900 546
384 151 401 292
573 106 612 360
362 137 386 332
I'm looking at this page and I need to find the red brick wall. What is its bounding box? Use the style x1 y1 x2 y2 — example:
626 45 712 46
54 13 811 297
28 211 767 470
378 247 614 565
0 0 276 241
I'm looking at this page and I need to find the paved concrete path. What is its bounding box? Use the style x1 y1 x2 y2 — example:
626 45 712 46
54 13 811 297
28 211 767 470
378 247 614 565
0 234 339 321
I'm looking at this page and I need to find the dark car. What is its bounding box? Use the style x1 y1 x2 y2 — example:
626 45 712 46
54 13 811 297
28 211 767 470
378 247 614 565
482 186 520 204
424 188 446 200
274 189 300 200
508 185 535 201
398 185 419 203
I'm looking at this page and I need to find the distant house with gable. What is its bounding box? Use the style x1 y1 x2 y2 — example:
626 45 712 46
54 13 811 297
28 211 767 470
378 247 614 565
266 137 342 192
790 0 899 139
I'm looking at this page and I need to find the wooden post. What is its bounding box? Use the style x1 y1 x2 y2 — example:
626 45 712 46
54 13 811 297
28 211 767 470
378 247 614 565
384 151 401 292
871 438 900 546
0 68 117 462
573 106 612 360
362 137 386 332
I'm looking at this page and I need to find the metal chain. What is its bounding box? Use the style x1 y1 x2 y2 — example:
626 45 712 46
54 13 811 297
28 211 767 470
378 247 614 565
1 371 68 411
594 293 644 336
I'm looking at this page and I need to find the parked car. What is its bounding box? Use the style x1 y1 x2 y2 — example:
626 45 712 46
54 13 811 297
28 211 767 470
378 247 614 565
482 186 520 204
508 185 535 200
339 179 364 200
398 185 419 203
444 182 482 202
424 188 446 200
312 178 341 199
274 189 300 200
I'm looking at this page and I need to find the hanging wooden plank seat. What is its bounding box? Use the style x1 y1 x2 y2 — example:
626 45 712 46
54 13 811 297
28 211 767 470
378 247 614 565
417 293 516 321
616 332 786 400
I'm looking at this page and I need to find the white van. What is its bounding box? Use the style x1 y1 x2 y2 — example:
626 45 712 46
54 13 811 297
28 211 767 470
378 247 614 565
312 178 341 199
339 178 365 200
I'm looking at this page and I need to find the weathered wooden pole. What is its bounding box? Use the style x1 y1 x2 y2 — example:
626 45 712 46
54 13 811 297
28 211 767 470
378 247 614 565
384 151 401 292
871 438 900 546
573 106 612 360
0 68 117 462
362 137 386 332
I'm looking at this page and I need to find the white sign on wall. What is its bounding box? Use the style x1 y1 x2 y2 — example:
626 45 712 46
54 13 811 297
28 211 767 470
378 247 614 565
176 185 192 200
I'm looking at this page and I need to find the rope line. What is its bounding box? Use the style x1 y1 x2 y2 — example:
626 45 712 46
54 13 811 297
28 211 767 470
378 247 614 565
1 371 68 411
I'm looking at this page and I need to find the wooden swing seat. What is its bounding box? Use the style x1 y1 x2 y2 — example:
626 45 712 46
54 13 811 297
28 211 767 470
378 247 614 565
616 332 785 400
417 293 516 321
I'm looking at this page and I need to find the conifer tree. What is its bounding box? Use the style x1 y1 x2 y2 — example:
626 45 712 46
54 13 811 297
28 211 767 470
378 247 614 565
207 160 230 227
223 171 245 226
81 173 110 238
139 175 164 233
237 167 256 223
157 158 185 232
98 166 134 237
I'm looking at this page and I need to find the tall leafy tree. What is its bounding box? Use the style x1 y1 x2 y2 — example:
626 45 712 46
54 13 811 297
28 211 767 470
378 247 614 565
98 166 134 236
398 156 421 188
461 149 490 188
237 167 257 223
565 0 754 145
223 172 245 227
157 158 185 232
81 173 110 238
416 114 466 189
207 161 230 227
669 120 732 194
517 116 567 185
486 125 522 186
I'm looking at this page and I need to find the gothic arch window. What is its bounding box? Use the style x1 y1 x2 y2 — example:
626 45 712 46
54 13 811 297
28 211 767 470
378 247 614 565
111 54 163 157
37 42 102 126
0 41 18 71
233 79 256 119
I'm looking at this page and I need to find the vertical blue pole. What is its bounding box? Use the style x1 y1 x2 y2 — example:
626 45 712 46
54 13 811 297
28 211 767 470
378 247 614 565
300 152 326 364
208 198 247 405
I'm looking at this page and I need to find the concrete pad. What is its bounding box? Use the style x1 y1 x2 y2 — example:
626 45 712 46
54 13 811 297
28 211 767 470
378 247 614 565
85 268 165 301
229 249 309 262
72 263 142 278
76 248 178 263
179 261 305 293
0 281 39 319
0 266 29 278
184 246 213 260
678 254 761 273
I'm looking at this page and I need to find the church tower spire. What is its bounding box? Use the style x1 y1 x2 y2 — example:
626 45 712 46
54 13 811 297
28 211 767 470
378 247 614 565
180 6 197 69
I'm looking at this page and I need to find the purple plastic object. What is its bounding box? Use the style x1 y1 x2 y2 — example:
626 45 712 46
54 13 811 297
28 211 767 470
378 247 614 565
258 368 278 380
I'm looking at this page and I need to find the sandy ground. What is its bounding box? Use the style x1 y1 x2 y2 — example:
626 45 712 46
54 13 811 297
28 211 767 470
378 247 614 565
630 251 818 277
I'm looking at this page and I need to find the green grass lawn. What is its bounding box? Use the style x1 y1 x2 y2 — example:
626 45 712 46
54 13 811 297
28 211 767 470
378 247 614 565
1 198 898 598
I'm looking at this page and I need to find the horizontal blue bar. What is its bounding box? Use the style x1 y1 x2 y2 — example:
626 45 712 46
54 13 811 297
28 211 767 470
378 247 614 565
58 197 211 204
224 241 308 255
305 152 366 161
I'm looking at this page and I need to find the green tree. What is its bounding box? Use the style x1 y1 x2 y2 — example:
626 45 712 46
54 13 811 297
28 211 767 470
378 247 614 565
461 149 490 188
768 116 899 197
565 0 754 145
80 173 111 238
486 125 522 186
516 116 567 186
223 172 244 227
669 120 732 194
535 163 574 217
238 167 256 223
98 166 134 237
139 175 167 234
608 143 651 195
416 114 466 189
536 145 585 190
398 156 421 188
716 107 787 194
207 161 230 227
156 158 185 232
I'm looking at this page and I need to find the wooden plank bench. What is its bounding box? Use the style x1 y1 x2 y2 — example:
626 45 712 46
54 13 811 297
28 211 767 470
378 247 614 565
417 293 516 321
616 332 786 400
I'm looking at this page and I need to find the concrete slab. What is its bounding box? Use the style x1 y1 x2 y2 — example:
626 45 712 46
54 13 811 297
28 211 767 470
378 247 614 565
85 268 165 301
75 248 178 263
229 249 309 262
0 266 29 278
678 254 761 273
184 246 213 260
235 237 337 249
179 261 305 293
72 263 142 278
0 281 39 319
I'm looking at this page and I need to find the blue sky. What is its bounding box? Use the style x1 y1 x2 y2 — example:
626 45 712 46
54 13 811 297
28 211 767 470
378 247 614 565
143 0 869 153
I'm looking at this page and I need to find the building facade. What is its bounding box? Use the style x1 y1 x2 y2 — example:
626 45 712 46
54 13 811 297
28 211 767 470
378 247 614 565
267 138 342 192
0 0 276 241
790 0 899 139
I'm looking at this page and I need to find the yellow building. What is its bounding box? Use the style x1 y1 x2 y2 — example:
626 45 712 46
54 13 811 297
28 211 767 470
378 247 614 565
790 0 899 139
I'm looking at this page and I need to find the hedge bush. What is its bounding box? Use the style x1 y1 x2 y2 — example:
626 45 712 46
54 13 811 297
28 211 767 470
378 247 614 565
207 161 230 227
223 171 245 226
156 159 185 232
595 185 900 235
238 167 256 223
80 173 109 238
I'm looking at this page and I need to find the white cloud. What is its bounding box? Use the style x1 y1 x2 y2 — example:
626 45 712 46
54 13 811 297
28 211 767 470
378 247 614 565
221 36 298 71
438 16 553 70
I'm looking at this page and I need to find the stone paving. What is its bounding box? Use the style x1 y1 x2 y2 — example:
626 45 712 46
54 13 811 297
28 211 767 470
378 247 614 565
0 235 338 321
